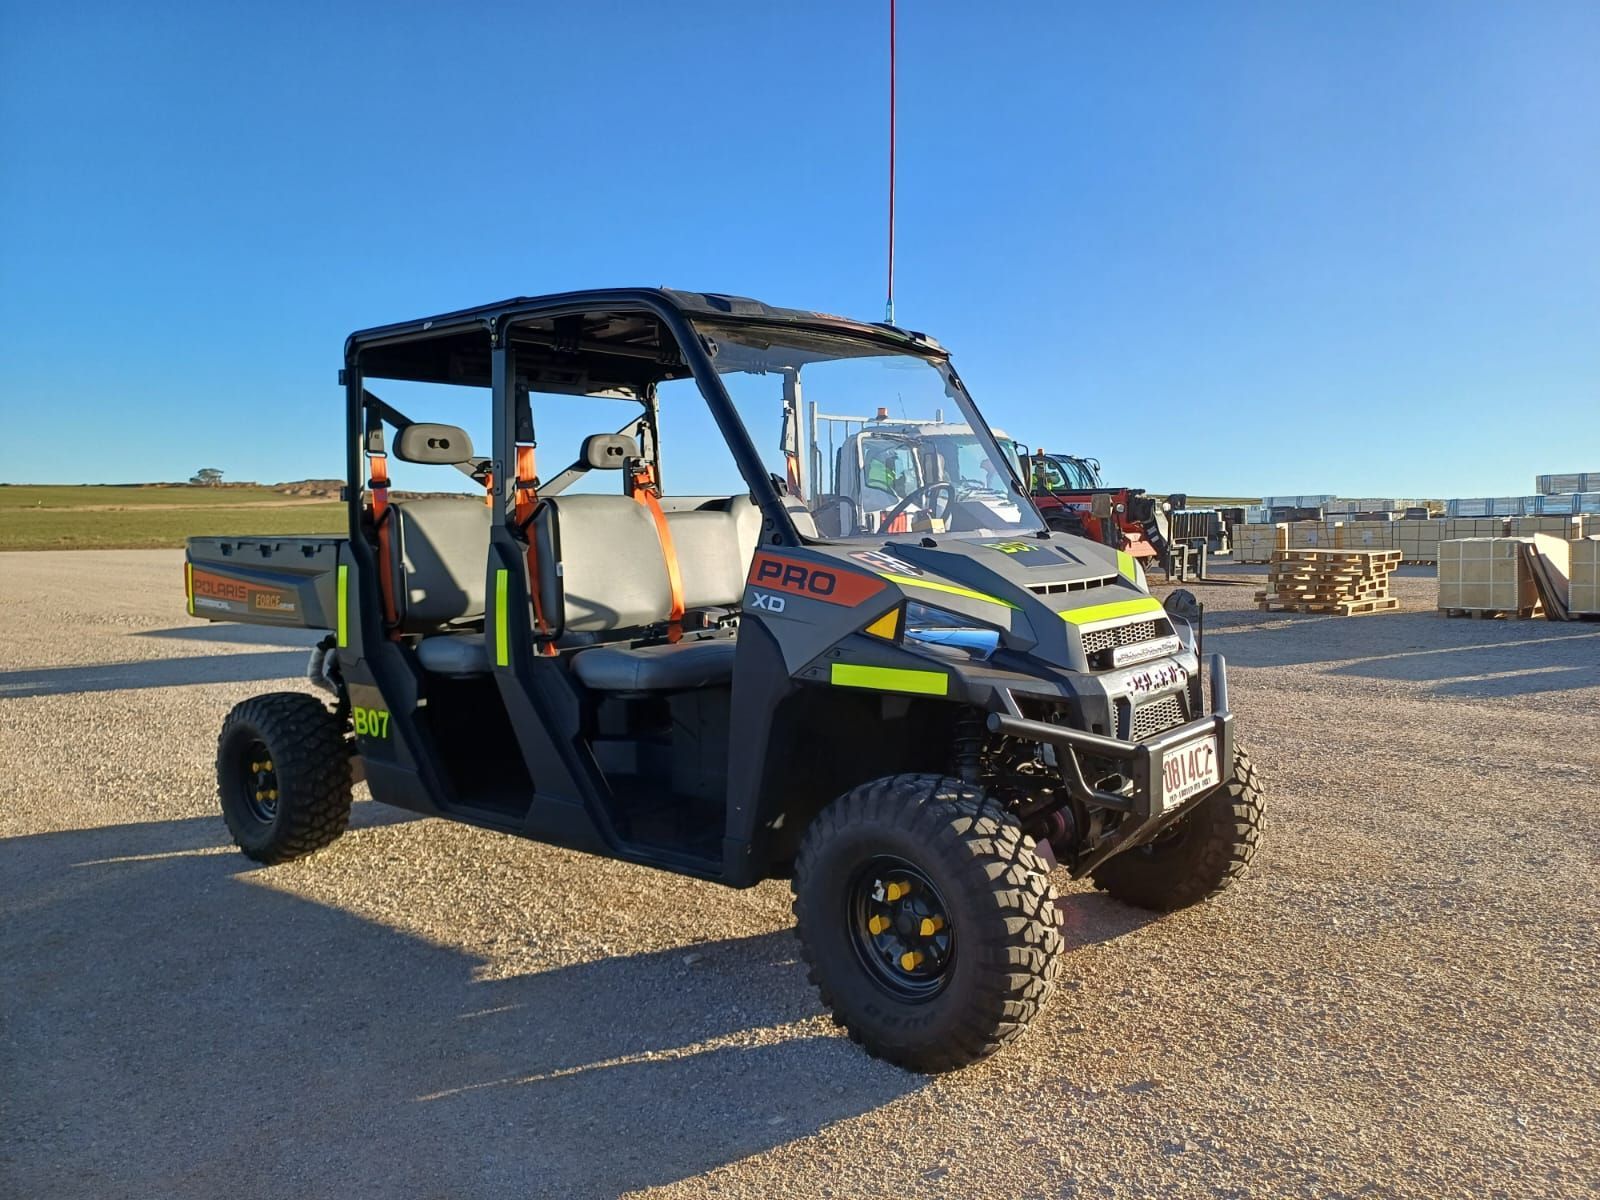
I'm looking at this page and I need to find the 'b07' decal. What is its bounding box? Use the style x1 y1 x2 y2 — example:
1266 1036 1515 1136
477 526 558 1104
747 554 885 607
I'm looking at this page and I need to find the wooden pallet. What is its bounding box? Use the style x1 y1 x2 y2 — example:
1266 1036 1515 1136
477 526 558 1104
1440 606 1543 620
1274 549 1403 563
1258 596 1400 616
1267 570 1395 583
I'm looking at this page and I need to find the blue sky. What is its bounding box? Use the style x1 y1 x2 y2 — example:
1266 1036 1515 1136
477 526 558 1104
2 1 1596 499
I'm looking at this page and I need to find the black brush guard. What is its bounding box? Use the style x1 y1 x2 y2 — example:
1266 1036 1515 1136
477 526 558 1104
989 653 1233 877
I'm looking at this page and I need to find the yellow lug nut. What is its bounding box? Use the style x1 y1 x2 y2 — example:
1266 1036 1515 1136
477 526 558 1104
868 915 889 936
900 951 924 971
920 916 944 936
885 880 911 902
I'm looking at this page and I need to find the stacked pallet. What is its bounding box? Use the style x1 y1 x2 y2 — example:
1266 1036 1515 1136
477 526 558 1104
1437 538 1540 619
1257 549 1401 615
1395 517 1445 564
1232 522 1285 563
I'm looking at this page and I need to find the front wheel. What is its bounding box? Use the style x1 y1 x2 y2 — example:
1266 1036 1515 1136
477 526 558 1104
217 692 353 864
1091 743 1265 911
792 774 1063 1073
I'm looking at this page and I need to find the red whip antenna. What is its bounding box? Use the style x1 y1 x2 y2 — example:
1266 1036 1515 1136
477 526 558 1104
885 0 897 325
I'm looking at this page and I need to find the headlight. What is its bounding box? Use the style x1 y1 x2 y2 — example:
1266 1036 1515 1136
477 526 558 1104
903 602 1002 661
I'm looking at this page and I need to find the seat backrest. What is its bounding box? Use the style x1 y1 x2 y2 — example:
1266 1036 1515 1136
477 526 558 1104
664 507 750 611
534 495 674 634
389 499 492 633
533 492 810 638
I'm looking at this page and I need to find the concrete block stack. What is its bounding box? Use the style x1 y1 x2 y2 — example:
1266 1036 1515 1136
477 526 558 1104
1233 523 1285 564
1339 521 1397 551
1437 538 1540 618
1569 538 1600 616
1395 518 1445 563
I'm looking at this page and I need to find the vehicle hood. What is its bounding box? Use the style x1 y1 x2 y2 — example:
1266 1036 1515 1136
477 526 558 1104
829 532 1161 668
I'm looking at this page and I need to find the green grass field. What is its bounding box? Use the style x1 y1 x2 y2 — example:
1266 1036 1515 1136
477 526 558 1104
0 483 1276 551
0 485 346 550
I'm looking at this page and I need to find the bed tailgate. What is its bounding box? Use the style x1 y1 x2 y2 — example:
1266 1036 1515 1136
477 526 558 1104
185 536 347 630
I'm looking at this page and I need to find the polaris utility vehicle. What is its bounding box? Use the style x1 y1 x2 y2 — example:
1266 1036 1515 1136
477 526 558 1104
187 289 1264 1072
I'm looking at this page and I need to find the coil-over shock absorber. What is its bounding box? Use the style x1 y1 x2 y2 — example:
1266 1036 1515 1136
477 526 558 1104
952 708 983 784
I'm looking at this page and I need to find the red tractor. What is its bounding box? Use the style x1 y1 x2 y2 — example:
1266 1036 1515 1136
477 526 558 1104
1021 451 1177 570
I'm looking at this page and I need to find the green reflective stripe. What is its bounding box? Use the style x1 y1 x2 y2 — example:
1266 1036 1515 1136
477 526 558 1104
336 565 349 647
1059 595 1165 626
1116 549 1136 582
830 662 950 696
494 569 510 667
879 573 1019 610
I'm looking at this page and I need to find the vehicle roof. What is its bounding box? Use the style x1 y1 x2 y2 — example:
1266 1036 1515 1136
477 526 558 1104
346 288 947 392
857 420 1011 440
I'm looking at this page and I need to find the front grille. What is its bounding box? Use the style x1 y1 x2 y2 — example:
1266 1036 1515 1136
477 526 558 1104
1120 693 1189 741
1080 619 1168 656
1028 575 1116 597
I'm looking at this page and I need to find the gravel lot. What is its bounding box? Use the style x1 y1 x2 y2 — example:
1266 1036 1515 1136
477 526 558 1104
3 551 1598 1199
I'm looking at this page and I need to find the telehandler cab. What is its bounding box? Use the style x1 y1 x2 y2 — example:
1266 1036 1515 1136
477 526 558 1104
187 289 1264 1072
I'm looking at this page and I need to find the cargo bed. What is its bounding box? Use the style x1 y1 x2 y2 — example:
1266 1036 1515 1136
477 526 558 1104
186 536 346 630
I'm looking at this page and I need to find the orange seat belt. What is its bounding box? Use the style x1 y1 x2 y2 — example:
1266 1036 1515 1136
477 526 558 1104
367 450 401 639
512 443 558 657
629 462 684 643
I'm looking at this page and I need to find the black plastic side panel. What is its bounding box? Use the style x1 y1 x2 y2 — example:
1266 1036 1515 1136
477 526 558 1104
720 616 799 886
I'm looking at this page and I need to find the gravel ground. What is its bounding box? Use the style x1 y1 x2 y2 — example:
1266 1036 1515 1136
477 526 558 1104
2 551 1597 1200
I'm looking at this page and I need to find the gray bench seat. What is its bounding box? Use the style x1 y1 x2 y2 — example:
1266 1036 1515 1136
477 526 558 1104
570 634 738 692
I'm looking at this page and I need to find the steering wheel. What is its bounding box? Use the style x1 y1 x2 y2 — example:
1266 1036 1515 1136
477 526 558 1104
882 481 956 531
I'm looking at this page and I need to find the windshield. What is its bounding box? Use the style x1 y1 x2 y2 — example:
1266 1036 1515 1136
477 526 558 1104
694 321 1045 542
1033 454 1101 491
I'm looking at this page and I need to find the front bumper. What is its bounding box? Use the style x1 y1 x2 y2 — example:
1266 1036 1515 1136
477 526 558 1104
988 652 1234 876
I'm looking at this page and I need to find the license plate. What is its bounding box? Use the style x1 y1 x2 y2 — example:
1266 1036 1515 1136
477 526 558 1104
1161 735 1220 810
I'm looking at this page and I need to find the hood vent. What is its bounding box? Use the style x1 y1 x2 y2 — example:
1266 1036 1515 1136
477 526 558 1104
1027 574 1117 597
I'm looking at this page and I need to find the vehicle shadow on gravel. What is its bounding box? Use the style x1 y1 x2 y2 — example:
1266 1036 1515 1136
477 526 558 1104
1053 887 1163 947
1 815 921 1200
0 650 312 698
137 623 324 647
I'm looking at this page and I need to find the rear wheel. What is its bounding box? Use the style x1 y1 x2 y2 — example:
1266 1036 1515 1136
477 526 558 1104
792 774 1062 1073
217 692 353 864
1091 744 1264 911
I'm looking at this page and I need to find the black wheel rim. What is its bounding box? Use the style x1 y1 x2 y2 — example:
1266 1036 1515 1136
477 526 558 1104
240 738 279 823
847 856 954 1000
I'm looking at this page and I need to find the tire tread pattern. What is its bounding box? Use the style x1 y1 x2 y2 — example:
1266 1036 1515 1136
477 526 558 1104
1091 745 1265 911
792 773 1063 1073
218 692 353 864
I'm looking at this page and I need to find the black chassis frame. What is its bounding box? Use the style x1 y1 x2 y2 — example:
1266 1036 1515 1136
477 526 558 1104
334 289 968 887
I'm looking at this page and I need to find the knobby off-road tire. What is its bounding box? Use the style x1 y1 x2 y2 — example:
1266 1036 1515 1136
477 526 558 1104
792 774 1063 1073
1091 743 1264 912
217 692 353 864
